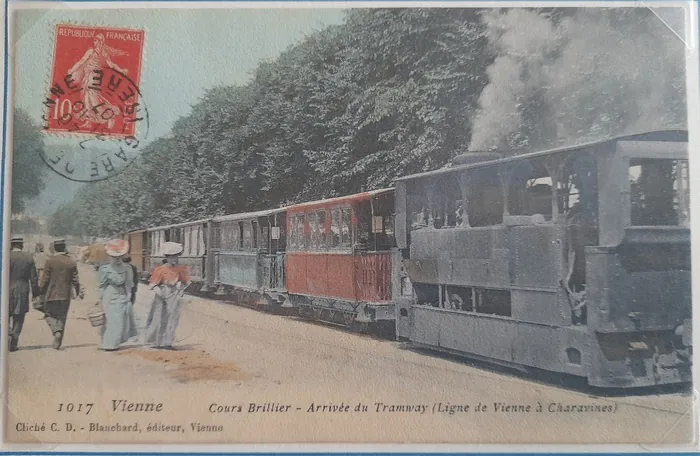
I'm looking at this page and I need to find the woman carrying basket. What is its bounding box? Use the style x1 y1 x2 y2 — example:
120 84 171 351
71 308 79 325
98 239 138 351
144 242 190 349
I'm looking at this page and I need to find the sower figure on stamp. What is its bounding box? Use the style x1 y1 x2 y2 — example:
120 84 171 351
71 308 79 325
9 237 39 352
145 242 190 349
67 33 129 130
40 239 83 350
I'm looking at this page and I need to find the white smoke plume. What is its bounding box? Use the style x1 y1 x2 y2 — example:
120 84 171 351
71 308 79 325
469 8 687 153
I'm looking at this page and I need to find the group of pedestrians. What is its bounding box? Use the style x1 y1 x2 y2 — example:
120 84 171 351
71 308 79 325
8 236 191 353
8 237 82 351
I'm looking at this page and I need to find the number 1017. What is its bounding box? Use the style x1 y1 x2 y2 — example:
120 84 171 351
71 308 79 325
57 403 93 415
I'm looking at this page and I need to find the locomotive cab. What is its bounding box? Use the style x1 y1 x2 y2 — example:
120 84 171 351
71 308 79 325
395 130 691 388
585 134 691 387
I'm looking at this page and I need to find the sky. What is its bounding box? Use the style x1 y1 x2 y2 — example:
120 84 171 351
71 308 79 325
11 7 347 215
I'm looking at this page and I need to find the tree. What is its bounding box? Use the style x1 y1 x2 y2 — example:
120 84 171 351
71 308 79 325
12 108 47 213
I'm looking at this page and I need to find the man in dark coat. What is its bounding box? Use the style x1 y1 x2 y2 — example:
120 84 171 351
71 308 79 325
40 239 83 350
123 254 139 304
9 237 39 352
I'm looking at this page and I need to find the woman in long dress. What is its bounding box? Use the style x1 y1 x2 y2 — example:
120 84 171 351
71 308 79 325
99 239 137 351
145 242 191 349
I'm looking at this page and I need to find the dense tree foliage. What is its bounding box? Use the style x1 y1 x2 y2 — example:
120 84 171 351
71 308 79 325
50 8 686 238
12 108 47 214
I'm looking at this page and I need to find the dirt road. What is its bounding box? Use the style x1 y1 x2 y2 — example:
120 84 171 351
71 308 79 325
5 264 694 446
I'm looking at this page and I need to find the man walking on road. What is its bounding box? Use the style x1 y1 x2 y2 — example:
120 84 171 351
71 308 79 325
9 237 39 352
40 239 84 350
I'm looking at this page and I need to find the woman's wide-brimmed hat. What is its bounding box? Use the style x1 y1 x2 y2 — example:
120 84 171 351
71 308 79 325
105 239 129 257
162 241 184 256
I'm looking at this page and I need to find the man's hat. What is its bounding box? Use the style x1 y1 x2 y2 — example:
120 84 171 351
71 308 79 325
11 236 23 243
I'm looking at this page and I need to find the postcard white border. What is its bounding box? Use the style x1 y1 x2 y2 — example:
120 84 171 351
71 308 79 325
1 0 698 452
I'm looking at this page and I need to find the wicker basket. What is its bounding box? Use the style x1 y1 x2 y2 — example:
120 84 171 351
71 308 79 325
87 303 105 327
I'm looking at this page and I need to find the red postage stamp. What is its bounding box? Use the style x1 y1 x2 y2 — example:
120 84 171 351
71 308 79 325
44 24 145 137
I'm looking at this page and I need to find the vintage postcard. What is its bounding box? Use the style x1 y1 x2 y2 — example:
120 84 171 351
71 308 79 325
1 1 698 450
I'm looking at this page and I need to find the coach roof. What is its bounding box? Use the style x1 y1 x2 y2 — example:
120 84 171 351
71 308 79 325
212 207 287 223
397 129 688 182
286 188 394 213
146 217 212 232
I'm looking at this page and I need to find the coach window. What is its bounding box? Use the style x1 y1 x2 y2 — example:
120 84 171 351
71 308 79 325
308 211 323 250
225 222 235 250
230 221 240 250
194 226 201 256
237 222 244 249
341 208 352 248
187 227 194 256
242 221 253 250
260 223 269 252
172 228 182 244
251 221 259 249
292 215 304 250
331 208 341 248
289 215 299 250
211 223 220 250
291 214 306 250
317 210 328 249
299 214 308 249
301 214 311 249
629 159 690 227
219 222 229 249
287 219 296 250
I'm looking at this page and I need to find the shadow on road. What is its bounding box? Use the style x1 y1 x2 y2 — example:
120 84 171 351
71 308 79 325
18 343 96 351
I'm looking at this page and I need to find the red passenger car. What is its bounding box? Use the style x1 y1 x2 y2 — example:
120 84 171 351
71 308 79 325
285 188 396 329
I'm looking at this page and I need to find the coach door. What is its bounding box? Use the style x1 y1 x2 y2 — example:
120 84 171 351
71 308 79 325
129 231 145 273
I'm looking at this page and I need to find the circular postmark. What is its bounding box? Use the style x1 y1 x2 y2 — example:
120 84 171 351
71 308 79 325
40 67 149 182
40 24 148 182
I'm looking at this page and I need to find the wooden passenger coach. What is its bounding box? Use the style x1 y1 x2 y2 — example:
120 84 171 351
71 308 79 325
144 218 210 287
285 189 396 328
205 209 287 309
395 130 691 388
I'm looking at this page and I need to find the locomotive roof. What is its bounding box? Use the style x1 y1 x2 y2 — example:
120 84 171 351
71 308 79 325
397 129 688 182
212 207 287 222
146 217 212 232
286 188 394 212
